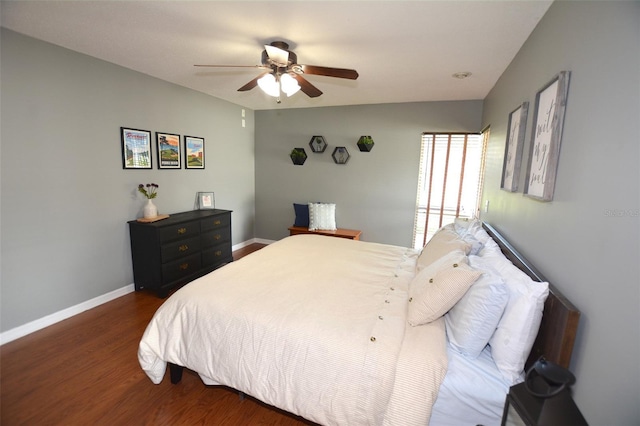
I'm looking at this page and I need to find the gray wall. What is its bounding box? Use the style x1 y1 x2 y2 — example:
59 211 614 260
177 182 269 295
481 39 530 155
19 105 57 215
3 1 639 423
0 29 256 332
480 2 639 424
255 101 482 246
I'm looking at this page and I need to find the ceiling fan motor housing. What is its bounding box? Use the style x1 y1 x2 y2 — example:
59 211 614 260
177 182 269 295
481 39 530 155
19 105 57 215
261 41 297 70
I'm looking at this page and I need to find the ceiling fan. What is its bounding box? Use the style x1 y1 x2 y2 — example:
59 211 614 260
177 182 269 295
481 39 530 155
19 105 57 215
195 41 359 102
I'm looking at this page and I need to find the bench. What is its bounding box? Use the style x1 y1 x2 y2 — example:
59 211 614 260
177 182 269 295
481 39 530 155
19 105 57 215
288 226 362 240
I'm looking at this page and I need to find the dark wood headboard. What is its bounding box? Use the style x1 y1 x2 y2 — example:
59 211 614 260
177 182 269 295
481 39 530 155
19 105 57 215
482 222 580 370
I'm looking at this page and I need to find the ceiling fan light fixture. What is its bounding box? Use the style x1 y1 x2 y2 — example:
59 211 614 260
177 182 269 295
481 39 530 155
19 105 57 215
199 40 357 100
281 73 301 97
258 73 280 97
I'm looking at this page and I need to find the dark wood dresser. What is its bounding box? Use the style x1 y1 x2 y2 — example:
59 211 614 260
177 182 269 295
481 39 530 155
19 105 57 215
128 209 232 297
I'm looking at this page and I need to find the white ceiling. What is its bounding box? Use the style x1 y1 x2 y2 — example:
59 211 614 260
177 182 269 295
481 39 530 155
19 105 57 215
1 1 552 111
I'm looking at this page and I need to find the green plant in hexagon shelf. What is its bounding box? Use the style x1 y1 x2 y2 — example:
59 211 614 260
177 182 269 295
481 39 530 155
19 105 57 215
357 135 375 152
289 148 308 165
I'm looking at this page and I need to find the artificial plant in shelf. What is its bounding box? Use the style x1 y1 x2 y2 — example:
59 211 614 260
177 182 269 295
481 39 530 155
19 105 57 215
357 136 375 152
289 148 308 165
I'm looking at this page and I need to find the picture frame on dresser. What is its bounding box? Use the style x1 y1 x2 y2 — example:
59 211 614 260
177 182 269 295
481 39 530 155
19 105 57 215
156 132 181 169
524 71 571 201
184 135 205 169
197 192 215 210
121 127 152 169
501 102 528 192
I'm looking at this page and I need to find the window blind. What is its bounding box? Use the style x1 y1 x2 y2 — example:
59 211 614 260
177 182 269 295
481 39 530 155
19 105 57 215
412 132 486 249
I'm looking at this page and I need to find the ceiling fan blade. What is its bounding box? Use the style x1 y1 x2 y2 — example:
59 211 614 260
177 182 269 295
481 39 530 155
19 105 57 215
299 65 359 80
237 71 270 92
265 44 289 67
293 74 323 98
194 64 266 69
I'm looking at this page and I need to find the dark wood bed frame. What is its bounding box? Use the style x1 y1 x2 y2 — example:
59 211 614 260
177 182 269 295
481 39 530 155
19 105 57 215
482 222 580 370
169 222 580 384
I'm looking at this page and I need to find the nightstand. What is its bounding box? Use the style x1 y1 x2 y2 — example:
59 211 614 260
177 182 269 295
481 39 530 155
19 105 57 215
501 382 587 426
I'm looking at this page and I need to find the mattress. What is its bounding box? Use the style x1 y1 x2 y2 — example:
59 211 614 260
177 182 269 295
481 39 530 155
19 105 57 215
138 235 449 425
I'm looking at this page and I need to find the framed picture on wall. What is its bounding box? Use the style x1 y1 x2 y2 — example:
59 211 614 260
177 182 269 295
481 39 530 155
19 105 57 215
156 132 181 169
524 71 571 201
184 136 205 169
501 102 528 192
121 127 152 169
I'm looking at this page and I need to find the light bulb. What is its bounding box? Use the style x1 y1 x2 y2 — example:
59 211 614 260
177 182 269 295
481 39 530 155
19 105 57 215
258 73 280 97
280 73 301 97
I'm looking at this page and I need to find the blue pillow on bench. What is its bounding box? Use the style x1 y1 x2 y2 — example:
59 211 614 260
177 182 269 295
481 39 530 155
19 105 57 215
293 203 310 227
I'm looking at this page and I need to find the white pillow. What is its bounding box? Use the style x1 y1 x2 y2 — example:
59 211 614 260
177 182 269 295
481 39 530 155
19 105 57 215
408 256 480 326
478 235 501 256
466 220 492 245
461 232 483 255
447 220 485 255
481 245 549 384
308 203 337 231
445 255 509 358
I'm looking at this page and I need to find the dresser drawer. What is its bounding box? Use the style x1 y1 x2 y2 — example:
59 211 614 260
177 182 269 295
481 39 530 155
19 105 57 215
201 214 231 232
202 244 232 267
158 220 200 243
162 253 202 284
201 227 231 249
161 235 201 263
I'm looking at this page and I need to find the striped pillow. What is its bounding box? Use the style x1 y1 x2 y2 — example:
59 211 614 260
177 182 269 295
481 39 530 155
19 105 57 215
408 260 481 326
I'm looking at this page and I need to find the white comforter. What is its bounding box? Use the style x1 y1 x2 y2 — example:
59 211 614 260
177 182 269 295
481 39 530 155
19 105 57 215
139 235 448 425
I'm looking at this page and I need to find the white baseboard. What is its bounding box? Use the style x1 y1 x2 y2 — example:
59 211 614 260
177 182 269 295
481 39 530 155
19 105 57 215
254 238 276 245
232 238 275 249
1 239 273 346
0 284 135 346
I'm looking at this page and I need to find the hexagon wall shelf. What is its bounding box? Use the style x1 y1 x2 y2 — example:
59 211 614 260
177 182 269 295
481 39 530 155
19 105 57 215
332 147 350 164
357 135 375 152
290 148 308 165
309 136 327 153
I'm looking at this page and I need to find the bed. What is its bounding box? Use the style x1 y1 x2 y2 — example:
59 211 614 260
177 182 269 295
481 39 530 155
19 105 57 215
138 221 579 425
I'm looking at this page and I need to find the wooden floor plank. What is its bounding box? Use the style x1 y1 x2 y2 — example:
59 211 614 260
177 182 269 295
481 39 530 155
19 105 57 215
1 243 315 425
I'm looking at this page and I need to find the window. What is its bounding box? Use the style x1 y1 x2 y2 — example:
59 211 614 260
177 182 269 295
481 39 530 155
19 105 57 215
412 130 488 249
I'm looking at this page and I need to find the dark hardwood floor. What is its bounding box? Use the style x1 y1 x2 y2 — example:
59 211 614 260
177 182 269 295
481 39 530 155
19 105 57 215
0 243 317 425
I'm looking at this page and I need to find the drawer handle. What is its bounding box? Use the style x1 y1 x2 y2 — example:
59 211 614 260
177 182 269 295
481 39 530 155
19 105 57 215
179 263 189 270
214 220 221 225
214 234 221 240
215 250 222 256
177 227 187 235
178 244 189 251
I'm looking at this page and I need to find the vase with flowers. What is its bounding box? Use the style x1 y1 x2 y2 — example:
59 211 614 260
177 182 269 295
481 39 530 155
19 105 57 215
138 183 159 218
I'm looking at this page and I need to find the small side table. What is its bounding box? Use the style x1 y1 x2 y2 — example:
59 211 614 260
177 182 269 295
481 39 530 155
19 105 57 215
502 382 587 426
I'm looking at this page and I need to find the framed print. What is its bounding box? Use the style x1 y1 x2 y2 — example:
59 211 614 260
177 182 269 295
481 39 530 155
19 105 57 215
121 127 152 169
185 136 205 169
501 102 529 192
524 71 571 201
156 132 181 169
197 192 215 209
